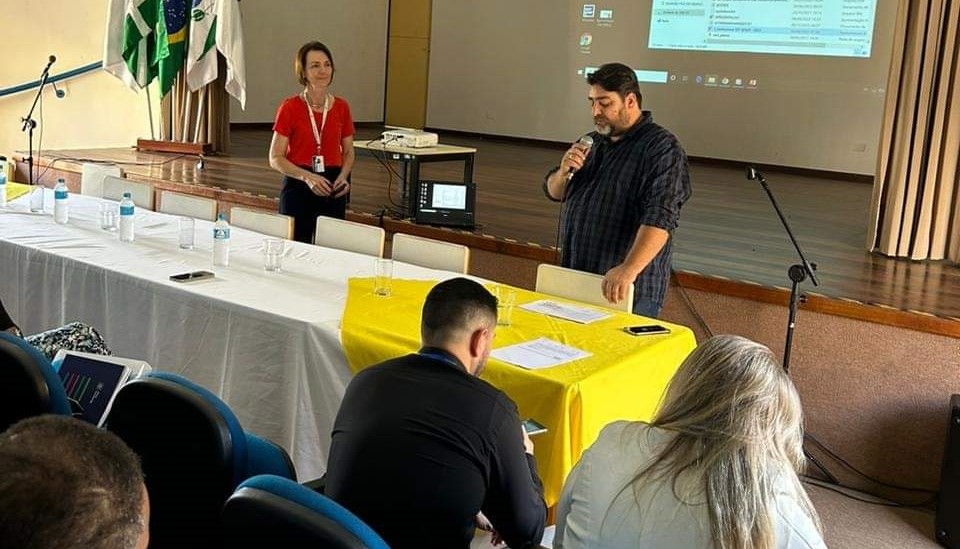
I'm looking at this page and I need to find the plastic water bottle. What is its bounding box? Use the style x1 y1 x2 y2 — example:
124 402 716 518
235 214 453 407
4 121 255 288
54 178 69 224
0 169 6 208
119 192 135 242
213 213 230 266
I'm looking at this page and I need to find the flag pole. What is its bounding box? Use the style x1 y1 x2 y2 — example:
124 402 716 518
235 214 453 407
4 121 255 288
146 79 155 140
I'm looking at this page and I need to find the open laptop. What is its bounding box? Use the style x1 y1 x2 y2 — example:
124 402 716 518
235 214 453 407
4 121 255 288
53 350 152 427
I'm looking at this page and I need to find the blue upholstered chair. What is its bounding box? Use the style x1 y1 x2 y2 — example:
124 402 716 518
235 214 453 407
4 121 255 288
222 474 391 548
105 372 296 548
0 332 71 432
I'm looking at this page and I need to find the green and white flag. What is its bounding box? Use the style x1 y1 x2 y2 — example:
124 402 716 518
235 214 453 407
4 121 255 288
119 0 160 88
185 0 246 109
185 0 218 92
104 0 140 90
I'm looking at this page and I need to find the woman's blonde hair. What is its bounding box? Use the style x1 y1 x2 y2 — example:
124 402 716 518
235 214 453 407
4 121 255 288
630 334 821 549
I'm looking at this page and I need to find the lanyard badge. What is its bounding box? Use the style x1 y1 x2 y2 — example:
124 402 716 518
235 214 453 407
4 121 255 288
303 92 331 173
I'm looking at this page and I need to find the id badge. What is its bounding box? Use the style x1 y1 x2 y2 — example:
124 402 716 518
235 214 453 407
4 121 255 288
312 155 325 173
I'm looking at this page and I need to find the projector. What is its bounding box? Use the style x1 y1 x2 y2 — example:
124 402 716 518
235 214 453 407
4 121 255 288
381 129 439 148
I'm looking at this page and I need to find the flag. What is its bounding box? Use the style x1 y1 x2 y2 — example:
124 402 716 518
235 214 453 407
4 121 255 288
119 0 160 89
185 0 218 91
104 0 140 90
155 0 190 98
216 0 246 109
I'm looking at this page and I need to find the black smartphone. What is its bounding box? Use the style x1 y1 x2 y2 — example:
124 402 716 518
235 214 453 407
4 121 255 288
624 325 671 336
169 270 215 283
522 418 548 436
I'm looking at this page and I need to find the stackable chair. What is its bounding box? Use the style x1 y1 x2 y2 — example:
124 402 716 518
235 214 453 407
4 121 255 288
535 263 634 314
222 474 391 548
230 207 295 239
80 162 122 198
391 233 470 273
0 332 71 432
101 175 156 210
314 216 386 257
158 190 218 221
105 372 295 548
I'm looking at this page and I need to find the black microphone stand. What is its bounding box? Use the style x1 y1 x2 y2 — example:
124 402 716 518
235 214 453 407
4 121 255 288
20 60 54 187
746 166 819 373
746 165 838 485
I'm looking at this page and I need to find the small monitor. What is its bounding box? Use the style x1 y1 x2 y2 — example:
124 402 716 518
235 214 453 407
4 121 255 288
53 350 151 426
414 180 476 228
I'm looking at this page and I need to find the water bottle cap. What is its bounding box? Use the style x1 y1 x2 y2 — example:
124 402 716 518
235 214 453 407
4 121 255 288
218 213 226 220
123 192 132 198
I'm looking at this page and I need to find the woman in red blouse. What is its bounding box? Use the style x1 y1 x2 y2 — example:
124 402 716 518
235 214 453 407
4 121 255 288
269 41 356 243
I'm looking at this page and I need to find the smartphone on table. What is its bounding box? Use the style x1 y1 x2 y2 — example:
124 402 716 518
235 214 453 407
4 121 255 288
169 270 215 283
623 324 671 336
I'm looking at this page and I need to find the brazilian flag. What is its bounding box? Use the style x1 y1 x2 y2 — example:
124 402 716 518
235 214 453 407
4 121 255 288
155 0 190 97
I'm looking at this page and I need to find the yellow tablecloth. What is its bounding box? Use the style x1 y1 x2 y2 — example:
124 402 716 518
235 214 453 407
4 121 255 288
341 278 697 505
5 182 32 202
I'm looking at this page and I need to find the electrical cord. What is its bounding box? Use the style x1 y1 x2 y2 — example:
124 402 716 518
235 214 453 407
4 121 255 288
365 136 404 210
804 434 938 494
801 477 938 509
669 268 714 338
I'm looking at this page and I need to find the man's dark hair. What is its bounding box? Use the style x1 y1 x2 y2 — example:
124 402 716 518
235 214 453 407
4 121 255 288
0 415 146 549
421 278 497 347
295 40 336 86
587 62 642 106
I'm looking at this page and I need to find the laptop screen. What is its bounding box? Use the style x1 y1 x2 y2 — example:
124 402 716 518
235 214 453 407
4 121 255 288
58 354 127 426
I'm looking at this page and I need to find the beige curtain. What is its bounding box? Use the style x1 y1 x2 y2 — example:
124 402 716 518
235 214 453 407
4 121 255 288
159 56 231 153
868 0 960 262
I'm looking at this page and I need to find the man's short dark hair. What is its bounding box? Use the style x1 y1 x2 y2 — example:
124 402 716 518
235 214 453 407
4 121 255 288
421 278 497 346
587 62 642 106
0 415 146 549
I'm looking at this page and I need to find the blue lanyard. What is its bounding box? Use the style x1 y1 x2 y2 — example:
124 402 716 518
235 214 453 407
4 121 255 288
419 350 462 370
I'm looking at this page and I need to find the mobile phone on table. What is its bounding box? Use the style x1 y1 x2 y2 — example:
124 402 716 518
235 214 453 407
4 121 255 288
169 270 215 283
522 418 548 436
623 324 671 336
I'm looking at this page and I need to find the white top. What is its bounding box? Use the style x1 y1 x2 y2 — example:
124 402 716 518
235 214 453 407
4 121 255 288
555 421 827 549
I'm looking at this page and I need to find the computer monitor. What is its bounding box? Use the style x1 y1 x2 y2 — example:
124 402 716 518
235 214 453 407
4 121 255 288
53 350 151 426
413 180 476 229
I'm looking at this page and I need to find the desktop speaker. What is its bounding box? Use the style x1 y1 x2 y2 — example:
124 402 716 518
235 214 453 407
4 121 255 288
937 394 960 548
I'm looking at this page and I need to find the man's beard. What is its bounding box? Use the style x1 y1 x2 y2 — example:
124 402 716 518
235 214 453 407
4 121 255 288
595 109 629 137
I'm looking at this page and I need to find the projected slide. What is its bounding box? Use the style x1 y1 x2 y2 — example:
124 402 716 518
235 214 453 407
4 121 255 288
648 0 878 58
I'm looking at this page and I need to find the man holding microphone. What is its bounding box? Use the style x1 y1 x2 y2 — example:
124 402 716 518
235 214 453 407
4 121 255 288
543 62 691 318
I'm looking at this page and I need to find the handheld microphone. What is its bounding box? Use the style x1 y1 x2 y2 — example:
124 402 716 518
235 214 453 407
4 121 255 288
566 134 594 182
43 55 56 74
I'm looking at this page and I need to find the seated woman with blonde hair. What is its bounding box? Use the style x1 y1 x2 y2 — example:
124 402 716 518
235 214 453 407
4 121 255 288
555 334 826 549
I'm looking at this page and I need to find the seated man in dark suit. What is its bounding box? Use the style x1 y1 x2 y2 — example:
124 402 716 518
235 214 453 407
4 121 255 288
0 415 150 549
325 277 546 549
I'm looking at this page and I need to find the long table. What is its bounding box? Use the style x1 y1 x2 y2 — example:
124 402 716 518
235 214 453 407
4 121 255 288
0 190 453 480
0 190 696 504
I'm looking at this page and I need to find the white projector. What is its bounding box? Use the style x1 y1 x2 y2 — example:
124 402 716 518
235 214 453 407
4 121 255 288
381 128 439 148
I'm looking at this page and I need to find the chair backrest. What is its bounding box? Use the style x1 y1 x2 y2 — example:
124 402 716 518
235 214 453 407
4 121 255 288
105 372 294 548
102 175 155 210
391 233 470 273
158 190 218 221
315 217 386 257
230 207 294 239
0 332 71 432
80 163 122 197
535 263 634 314
222 475 390 549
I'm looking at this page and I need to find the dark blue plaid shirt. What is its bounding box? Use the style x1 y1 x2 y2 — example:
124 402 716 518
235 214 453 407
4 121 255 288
545 111 691 311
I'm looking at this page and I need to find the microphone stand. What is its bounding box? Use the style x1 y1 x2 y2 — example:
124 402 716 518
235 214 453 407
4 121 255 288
746 165 837 485
20 62 53 187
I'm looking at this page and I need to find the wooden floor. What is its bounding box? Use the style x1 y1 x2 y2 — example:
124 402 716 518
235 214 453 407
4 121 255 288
28 127 960 320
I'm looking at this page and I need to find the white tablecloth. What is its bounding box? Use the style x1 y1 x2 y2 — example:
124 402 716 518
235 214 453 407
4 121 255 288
0 191 451 480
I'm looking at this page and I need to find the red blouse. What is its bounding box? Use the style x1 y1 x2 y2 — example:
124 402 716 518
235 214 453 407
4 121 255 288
272 94 355 168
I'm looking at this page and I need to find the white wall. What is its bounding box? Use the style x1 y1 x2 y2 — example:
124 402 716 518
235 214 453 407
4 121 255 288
231 0 388 123
0 0 155 160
